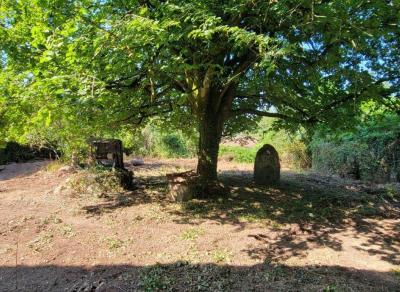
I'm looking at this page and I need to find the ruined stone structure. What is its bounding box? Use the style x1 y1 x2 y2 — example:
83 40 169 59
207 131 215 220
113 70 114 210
89 138 134 189
89 139 124 169
166 171 197 202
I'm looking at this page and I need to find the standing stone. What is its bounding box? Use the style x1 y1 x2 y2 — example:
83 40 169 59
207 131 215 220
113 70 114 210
254 144 280 185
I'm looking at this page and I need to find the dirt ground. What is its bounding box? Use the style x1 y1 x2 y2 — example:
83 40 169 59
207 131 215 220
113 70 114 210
0 159 399 291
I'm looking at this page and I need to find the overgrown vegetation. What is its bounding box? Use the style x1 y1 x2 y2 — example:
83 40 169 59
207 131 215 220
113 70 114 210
60 166 127 198
1 0 398 187
0 141 58 164
219 118 310 169
311 114 400 182
121 124 197 158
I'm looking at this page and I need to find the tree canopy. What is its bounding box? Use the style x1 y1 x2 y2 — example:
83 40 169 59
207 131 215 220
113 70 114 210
1 0 399 185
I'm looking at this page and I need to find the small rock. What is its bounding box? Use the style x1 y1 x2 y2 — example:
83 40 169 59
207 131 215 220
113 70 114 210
128 158 145 166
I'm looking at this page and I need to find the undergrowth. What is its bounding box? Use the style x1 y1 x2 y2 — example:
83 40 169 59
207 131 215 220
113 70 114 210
63 166 125 198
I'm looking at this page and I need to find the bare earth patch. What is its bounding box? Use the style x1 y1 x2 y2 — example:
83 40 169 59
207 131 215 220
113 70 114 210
0 159 399 291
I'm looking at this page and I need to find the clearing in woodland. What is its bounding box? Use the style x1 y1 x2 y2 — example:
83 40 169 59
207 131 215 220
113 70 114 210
0 159 399 291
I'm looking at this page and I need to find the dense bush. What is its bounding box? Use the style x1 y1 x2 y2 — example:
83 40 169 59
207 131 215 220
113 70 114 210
0 142 58 164
160 134 190 157
121 124 197 158
311 115 400 182
281 140 311 170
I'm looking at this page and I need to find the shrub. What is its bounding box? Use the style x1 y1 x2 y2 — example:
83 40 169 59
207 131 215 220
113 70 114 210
159 134 190 157
0 142 58 164
62 166 126 198
310 114 400 182
120 124 197 158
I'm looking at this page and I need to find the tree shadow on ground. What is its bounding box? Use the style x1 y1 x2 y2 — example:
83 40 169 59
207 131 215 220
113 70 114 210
81 174 170 216
78 167 400 266
167 170 400 265
0 263 398 292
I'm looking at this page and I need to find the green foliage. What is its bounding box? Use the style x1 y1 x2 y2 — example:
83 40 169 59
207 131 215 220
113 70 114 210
106 237 123 250
264 266 287 282
311 114 400 182
212 249 233 263
120 123 197 158
160 134 190 157
180 228 205 241
0 141 57 164
65 166 126 198
394 269 400 282
139 265 174 292
219 145 257 163
0 0 398 170
220 118 310 169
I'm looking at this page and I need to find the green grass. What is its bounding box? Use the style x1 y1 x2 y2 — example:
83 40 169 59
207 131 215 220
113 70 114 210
139 265 174 291
106 237 123 250
323 284 338 292
264 265 287 282
174 171 396 228
394 269 400 282
180 228 205 241
212 249 233 263
219 145 256 163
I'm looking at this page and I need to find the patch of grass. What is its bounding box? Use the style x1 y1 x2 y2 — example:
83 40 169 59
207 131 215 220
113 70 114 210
219 145 256 163
383 185 399 201
148 205 167 222
172 172 395 228
180 228 205 241
212 249 233 263
66 167 125 198
106 237 123 250
191 265 233 291
264 265 287 282
181 245 201 263
323 284 338 292
60 224 75 237
36 215 62 231
356 203 380 217
181 200 215 217
27 232 54 252
139 265 174 291
41 214 62 225
45 160 64 172
393 268 400 282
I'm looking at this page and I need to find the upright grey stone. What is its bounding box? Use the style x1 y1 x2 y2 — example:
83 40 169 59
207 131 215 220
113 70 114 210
254 144 280 185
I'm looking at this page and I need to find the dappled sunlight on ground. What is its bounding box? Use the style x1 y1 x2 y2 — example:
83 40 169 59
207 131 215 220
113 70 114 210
0 159 399 291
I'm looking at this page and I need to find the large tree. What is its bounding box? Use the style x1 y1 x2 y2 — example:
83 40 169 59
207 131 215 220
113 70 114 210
1 0 399 188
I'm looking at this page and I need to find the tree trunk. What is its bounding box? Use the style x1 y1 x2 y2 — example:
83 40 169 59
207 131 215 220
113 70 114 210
196 113 223 184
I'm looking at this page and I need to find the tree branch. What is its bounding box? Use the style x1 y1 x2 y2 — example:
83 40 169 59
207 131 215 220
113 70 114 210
230 108 297 121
